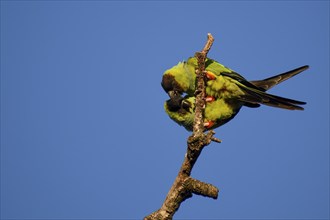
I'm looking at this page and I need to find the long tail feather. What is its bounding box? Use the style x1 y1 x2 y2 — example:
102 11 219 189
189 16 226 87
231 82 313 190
250 65 309 91
238 86 306 110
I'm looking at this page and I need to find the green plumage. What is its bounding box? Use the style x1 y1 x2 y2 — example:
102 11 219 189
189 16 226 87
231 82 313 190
162 57 308 131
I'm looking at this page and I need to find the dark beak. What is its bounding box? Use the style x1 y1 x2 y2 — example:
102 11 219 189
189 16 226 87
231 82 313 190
168 90 178 99
166 91 191 112
166 90 183 112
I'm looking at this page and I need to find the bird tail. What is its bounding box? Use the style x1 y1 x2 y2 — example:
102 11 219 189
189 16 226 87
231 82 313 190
238 84 306 110
250 65 309 91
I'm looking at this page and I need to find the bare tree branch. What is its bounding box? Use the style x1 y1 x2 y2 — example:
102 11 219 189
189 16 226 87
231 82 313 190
193 33 214 137
145 33 220 220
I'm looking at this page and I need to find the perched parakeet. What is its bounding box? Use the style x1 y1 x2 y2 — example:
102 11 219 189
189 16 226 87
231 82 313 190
162 57 308 131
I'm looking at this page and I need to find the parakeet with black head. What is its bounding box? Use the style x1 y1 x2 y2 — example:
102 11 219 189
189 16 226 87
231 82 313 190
162 57 308 131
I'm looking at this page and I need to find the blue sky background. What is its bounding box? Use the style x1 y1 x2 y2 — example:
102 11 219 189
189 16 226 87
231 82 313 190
1 1 329 219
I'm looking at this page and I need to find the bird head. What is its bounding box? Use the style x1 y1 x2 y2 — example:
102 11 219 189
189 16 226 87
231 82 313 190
164 96 195 131
161 61 196 98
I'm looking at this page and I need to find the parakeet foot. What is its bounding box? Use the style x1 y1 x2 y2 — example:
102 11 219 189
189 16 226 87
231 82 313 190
205 96 215 102
204 121 215 129
205 71 217 80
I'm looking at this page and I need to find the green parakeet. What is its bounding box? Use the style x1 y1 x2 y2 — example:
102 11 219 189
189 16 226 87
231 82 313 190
161 57 308 131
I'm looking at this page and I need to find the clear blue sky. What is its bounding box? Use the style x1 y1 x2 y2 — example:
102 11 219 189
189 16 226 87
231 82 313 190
1 1 329 219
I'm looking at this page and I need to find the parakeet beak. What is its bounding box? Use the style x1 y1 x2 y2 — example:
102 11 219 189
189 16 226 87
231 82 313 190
166 91 192 113
168 90 179 99
166 90 184 112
